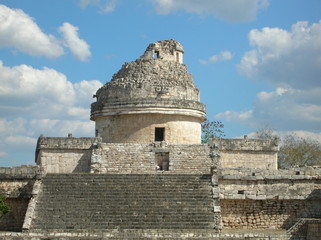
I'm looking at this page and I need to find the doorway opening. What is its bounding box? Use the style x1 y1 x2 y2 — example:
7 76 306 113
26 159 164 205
155 152 169 171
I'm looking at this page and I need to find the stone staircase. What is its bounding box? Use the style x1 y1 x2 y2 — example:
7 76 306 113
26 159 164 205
30 174 215 231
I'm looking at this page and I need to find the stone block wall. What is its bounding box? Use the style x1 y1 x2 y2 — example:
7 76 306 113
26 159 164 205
95 113 202 145
91 143 213 174
36 137 100 174
219 151 277 169
219 167 321 230
221 199 320 230
307 223 321 240
211 138 279 170
0 198 29 231
0 166 39 198
0 166 38 232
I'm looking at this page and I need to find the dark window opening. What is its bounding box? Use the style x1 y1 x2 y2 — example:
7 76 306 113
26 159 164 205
238 190 245 194
176 52 179 62
156 152 169 171
153 51 160 59
155 127 165 142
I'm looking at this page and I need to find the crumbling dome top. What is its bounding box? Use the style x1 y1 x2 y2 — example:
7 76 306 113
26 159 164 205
91 39 205 120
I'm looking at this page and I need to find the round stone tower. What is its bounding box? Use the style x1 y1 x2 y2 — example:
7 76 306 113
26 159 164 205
91 40 206 144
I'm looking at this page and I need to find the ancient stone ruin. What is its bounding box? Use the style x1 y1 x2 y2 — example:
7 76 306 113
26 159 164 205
0 40 320 239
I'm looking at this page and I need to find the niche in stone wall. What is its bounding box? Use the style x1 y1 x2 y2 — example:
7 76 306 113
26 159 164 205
176 52 179 62
155 127 165 142
155 152 169 171
153 50 160 59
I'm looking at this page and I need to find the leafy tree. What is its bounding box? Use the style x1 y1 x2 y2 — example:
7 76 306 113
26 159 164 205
201 120 225 144
254 125 321 169
278 134 321 169
0 193 10 217
254 124 280 141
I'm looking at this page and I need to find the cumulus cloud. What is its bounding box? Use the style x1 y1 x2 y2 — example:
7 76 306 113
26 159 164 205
0 152 7 158
216 21 321 135
29 119 95 137
0 4 64 58
216 87 321 133
59 22 91 61
200 51 233 64
239 21 321 89
215 110 253 123
150 0 269 22
0 61 102 119
0 61 103 164
79 0 116 13
0 5 91 61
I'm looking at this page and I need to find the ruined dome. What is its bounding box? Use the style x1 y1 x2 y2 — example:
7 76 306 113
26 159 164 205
91 40 205 120
91 40 206 144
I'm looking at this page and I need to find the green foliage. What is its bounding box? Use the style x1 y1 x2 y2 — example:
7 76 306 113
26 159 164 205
201 120 225 144
0 193 10 216
278 134 321 169
255 125 321 169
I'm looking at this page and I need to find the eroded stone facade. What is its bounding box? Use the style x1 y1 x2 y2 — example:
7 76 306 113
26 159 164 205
91 40 205 144
0 40 320 239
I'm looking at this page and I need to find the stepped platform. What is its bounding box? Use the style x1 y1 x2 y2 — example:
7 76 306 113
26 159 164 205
0 229 289 239
30 174 215 231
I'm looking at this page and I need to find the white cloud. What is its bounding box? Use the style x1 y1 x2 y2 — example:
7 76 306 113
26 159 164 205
0 4 64 58
59 22 91 62
0 61 102 119
246 130 321 143
215 110 253 123
0 5 91 61
239 21 321 89
0 152 7 158
5 135 36 146
79 0 116 13
289 131 321 143
216 20 321 137
0 61 102 165
29 119 95 137
216 87 321 132
200 51 233 64
150 0 269 22
0 118 95 165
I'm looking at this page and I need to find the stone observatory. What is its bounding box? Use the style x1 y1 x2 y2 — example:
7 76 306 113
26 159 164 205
1 40 320 240
91 39 206 144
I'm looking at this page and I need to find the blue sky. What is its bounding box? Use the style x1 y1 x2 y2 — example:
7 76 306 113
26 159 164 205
0 0 321 166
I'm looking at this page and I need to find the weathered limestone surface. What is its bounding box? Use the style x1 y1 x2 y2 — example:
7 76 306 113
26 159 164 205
219 167 321 231
0 166 39 232
91 40 205 144
29 174 215 230
0 166 39 198
0 229 289 239
91 142 213 174
307 223 321 240
222 199 320 230
1 40 321 239
95 114 202 144
211 138 279 170
0 198 29 232
36 137 101 174
219 167 321 200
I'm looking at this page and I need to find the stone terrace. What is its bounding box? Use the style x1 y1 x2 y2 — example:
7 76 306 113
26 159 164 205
29 174 215 230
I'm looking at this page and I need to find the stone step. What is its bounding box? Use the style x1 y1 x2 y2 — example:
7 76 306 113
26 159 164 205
0 229 225 239
30 174 215 230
